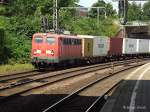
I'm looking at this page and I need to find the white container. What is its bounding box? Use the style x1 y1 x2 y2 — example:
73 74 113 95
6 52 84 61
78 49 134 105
78 35 110 57
122 38 137 54
93 36 109 57
137 39 149 53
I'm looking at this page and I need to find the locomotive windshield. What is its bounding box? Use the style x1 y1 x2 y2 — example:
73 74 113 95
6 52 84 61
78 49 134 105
34 37 43 43
46 37 55 44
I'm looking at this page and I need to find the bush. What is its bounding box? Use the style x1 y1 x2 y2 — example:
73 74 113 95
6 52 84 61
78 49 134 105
0 64 34 74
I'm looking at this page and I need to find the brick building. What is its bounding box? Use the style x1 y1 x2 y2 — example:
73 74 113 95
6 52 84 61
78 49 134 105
75 4 88 17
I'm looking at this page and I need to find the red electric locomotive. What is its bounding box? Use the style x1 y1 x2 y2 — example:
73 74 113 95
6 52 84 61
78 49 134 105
31 33 82 68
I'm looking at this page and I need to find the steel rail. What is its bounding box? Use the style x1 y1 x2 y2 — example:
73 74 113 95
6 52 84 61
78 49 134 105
0 59 140 104
85 81 122 112
0 63 112 91
0 59 143 83
0 70 37 79
0 59 133 91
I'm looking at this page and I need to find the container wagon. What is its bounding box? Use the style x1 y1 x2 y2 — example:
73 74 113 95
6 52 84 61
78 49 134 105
109 38 138 58
78 35 110 63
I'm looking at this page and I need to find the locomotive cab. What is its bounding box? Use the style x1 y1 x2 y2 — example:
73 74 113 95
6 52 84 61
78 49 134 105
31 33 58 68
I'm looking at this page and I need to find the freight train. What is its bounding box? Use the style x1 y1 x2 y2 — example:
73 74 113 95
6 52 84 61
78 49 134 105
31 33 150 69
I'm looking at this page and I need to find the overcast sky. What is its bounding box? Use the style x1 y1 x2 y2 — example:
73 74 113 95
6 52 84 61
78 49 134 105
79 0 97 7
79 0 146 11
79 0 118 10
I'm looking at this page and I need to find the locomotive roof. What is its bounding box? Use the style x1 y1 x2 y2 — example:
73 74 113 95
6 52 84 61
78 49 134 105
33 33 81 39
33 33 109 39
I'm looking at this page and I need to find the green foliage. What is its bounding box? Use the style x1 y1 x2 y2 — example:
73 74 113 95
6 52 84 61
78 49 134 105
0 16 35 64
6 0 38 16
0 29 5 63
142 0 150 20
127 1 150 21
128 2 143 21
0 28 11 64
89 0 116 19
71 17 119 37
0 5 6 15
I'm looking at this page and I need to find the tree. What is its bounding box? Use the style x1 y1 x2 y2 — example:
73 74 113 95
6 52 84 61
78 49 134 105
106 3 116 17
0 28 11 64
127 2 142 21
89 0 116 18
143 0 150 20
0 0 79 64
0 29 5 63
71 17 119 37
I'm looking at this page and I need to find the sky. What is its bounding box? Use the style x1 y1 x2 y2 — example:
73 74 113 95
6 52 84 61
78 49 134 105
79 0 118 10
79 0 146 11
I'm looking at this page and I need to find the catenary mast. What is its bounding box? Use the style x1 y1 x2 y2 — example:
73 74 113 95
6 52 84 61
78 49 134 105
53 0 59 33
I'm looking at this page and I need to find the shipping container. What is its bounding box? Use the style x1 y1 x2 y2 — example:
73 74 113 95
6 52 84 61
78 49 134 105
82 38 93 57
93 36 109 57
137 39 149 53
78 35 109 57
109 38 123 56
109 38 138 55
77 35 93 57
122 38 137 54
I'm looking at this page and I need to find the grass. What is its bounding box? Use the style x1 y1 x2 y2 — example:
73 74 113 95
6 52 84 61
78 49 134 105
0 63 34 74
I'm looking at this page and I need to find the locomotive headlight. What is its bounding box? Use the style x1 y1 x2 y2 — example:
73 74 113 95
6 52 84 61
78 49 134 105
34 50 41 54
46 50 54 55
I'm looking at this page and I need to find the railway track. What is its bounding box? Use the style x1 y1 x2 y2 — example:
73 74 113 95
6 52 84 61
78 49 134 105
0 59 148 112
0 58 141 84
0 59 142 102
0 70 38 82
43 80 121 112
0 60 141 96
0 59 134 91
41 62 140 112
84 81 121 112
0 59 143 82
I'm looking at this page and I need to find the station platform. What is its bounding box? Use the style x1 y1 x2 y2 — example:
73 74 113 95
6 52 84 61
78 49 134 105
100 62 150 112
